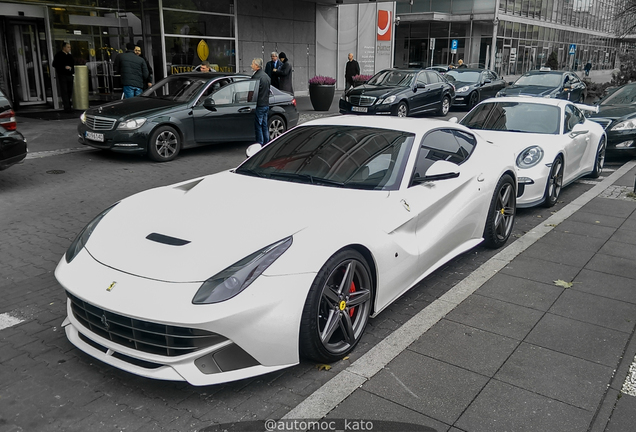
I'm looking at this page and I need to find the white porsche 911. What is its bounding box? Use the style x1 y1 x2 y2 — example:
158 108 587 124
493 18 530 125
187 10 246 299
458 96 606 208
55 116 517 386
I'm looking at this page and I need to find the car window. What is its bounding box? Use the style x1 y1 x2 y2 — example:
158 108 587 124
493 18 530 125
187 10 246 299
426 71 440 83
417 73 428 86
600 84 636 105
212 80 257 105
564 105 583 131
197 78 232 105
461 101 560 134
368 70 414 87
141 76 209 102
446 70 481 83
515 73 562 87
410 129 476 182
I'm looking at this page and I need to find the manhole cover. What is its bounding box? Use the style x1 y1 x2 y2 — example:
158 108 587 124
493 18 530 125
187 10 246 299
46 170 66 174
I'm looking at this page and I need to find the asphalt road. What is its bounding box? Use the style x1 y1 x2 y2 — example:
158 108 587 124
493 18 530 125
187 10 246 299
0 109 632 431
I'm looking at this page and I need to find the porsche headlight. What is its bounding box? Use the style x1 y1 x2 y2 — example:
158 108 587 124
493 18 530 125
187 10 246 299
457 86 470 93
611 119 636 131
192 236 293 304
516 146 544 169
117 118 147 130
65 204 118 263
80 111 87 124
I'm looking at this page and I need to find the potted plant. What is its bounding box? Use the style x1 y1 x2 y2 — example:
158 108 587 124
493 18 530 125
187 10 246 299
352 74 373 87
308 75 336 111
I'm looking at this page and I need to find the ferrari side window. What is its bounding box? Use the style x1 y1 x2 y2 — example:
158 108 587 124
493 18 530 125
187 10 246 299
411 129 473 184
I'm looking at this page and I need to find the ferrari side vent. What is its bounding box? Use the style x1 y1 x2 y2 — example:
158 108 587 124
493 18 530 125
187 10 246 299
146 233 190 246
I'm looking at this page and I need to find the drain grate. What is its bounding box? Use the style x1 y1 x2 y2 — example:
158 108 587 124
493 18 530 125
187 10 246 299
46 170 66 174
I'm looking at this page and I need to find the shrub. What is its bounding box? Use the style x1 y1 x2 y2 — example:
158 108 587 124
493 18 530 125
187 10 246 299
545 51 559 70
309 76 336 85
352 74 373 86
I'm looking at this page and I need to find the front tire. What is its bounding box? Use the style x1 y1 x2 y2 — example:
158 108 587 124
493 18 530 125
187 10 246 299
468 92 479 109
148 126 181 162
299 249 373 363
268 114 286 140
396 102 409 118
543 156 564 207
436 96 451 116
483 174 516 249
589 136 606 178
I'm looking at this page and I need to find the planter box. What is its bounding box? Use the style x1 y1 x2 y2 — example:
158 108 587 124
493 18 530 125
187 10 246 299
309 84 335 111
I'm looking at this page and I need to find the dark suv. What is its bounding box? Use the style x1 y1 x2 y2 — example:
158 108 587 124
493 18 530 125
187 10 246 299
0 89 28 171
339 68 455 117
496 69 586 102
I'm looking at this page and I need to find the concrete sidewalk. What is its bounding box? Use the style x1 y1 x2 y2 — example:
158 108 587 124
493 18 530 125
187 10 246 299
283 161 636 432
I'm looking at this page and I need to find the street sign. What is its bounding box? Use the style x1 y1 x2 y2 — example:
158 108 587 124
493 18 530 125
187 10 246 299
430 38 436 50
569 44 576 55
451 39 458 54
509 47 517 63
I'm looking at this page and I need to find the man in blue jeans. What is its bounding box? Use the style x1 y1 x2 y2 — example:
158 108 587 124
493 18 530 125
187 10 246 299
114 42 149 99
251 58 271 145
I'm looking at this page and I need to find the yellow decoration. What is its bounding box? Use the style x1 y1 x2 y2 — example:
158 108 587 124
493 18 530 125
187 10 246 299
90 48 95 57
197 40 209 62
339 300 346 311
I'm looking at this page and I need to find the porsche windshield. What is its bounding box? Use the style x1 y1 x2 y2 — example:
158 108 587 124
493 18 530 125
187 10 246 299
461 102 560 134
236 126 415 190
140 76 209 102
367 70 415 87
514 73 562 87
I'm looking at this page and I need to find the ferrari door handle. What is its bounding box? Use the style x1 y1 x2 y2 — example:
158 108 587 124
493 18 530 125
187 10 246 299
477 173 485 182
238 107 252 113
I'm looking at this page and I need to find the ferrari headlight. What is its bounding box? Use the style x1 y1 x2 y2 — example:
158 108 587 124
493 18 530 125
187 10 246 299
611 119 636 131
457 86 469 93
65 204 118 263
80 111 87 124
192 236 293 304
117 118 147 130
516 146 544 169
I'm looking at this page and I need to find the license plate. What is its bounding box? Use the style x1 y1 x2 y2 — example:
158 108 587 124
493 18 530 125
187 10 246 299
352 106 367 113
85 131 104 142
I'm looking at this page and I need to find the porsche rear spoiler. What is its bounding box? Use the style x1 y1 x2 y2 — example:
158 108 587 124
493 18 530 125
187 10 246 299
574 103 599 114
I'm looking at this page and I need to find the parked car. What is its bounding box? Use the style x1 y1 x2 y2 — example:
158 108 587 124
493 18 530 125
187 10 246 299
496 69 586 102
587 81 636 156
56 115 516 385
459 97 605 208
339 68 455 117
78 72 299 162
444 68 506 109
425 65 450 74
0 88 27 171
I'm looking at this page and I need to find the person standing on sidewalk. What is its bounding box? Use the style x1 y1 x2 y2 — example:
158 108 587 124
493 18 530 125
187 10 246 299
134 42 153 89
114 42 149 99
251 58 270 145
273 52 293 94
52 42 74 112
265 52 280 89
345 53 360 91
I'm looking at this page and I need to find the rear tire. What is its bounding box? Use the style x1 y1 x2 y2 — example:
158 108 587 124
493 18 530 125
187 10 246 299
436 96 451 116
148 126 181 162
483 174 516 249
268 115 286 140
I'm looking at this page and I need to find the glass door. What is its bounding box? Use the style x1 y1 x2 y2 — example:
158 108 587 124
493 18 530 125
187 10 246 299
12 23 46 104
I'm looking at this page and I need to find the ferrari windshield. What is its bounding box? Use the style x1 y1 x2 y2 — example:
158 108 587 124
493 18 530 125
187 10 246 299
514 73 562 87
141 76 209 102
600 84 636 105
236 126 415 190
461 101 560 134
367 70 415 87
445 70 481 83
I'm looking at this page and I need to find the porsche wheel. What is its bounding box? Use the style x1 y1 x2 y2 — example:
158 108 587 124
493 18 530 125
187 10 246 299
436 96 451 116
268 115 286 140
396 102 409 118
589 136 606 178
300 249 373 363
148 126 181 162
483 174 516 249
543 156 564 207
468 92 479 109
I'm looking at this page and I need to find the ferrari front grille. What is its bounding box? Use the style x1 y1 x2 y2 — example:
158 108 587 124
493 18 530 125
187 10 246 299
349 95 377 106
67 292 227 357
85 115 116 131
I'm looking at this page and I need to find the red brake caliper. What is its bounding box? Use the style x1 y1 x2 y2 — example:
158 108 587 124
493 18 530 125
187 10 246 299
349 281 356 317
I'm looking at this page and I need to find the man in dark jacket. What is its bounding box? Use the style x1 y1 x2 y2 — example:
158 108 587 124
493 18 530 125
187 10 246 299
273 52 293 94
134 42 153 89
52 42 74 112
251 58 271 145
114 42 149 98
345 53 360 91
265 52 280 89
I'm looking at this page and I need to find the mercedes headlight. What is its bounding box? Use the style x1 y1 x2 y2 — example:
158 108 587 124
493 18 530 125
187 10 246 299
192 236 293 304
457 86 470 93
378 95 396 105
611 119 636 131
117 118 147 130
516 146 544 169
495 91 504 97
65 204 118 263
80 111 86 124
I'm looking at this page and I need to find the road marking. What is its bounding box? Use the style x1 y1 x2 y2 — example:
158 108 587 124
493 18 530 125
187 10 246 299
622 356 636 396
0 313 24 331
26 147 95 159
283 159 636 421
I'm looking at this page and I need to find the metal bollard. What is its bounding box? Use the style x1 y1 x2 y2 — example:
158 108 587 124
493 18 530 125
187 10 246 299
72 65 89 110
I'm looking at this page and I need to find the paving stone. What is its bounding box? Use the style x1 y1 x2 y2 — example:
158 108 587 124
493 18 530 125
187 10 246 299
606 393 636 432
585 253 636 286
499 256 581 286
495 343 614 410
409 319 519 377
362 350 488 424
622 216 636 231
612 227 636 245
581 197 636 218
525 313 629 366
445 294 544 340
521 239 597 267
566 210 627 228
572 269 636 304
477 273 563 311
326 388 450 432
549 289 636 333
455 379 592 432
597 240 636 262
553 219 617 239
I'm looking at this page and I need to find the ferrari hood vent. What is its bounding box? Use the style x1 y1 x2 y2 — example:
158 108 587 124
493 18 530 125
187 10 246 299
146 233 191 246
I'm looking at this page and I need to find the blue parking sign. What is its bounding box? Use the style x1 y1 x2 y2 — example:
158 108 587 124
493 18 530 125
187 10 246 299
569 44 576 55
451 39 458 54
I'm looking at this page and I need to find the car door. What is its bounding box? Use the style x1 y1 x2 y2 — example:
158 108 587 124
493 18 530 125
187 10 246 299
562 104 590 182
424 71 444 109
192 79 258 142
408 72 431 114
480 71 501 99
